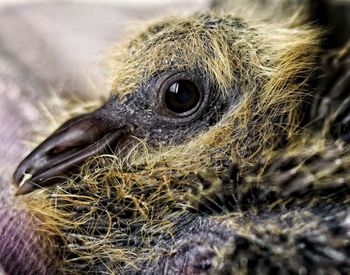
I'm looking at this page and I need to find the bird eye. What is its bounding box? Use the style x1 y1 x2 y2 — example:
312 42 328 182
164 80 201 114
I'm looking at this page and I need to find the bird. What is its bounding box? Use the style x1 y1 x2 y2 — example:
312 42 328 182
11 0 350 274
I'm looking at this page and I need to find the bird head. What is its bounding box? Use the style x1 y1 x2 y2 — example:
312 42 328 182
11 12 326 274
13 14 318 194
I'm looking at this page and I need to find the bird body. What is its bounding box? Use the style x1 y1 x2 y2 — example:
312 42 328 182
10 1 350 274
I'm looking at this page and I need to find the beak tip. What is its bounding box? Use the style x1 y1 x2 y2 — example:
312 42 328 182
12 171 32 186
15 181 35 196
13 163 31 185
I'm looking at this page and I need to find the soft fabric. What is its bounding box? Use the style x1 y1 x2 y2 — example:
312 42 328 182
0 209 57 275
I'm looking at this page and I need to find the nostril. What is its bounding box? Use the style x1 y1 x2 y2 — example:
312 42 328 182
48 145 80 155
48 144 69 155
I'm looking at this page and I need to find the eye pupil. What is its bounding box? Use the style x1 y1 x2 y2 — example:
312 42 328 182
165 80 200 113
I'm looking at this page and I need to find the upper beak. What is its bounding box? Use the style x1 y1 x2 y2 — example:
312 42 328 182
13 111 128 195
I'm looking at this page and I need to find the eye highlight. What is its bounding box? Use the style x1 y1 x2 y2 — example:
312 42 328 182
165 80 200 113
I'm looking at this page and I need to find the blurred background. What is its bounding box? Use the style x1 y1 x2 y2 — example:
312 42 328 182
0 0 209 98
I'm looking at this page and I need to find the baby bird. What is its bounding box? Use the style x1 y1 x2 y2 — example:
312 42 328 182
12 0 350 274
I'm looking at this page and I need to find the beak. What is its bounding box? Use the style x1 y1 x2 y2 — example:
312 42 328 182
13 111 128 195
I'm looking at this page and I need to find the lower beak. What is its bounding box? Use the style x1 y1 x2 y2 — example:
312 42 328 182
13 112 128 195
